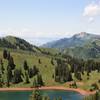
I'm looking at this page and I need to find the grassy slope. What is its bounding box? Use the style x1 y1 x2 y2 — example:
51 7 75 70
72 71 100 91
0 49 99 90
0 49 61 88
63 39 100 60
81 71 100 90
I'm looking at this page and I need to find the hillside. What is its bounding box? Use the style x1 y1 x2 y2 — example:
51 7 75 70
62 39 100 59
0 49 57 87
42 32 100 48
0 48 99 92
42 32 100 59
0 36 42 53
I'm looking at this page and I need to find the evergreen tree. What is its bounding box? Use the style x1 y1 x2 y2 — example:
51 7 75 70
12 69 23 84
7 66 13 82
33 74 44 87
28 65 39 78
25 71 30 83
33 78 38 88
0 77 3 87
6 66 12 87
37 74 44 87
38 59 41 64
23 60 29 70
7 51 11 60
74 72 82 80
0 59 5 74
8 56 15 70
28 68 34 78
3 49 8 59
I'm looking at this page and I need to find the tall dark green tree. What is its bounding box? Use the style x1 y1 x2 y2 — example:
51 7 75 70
7 66 13 82
3 49 7 59
33 78 38 88
8 56 15 70
23 60 29 70
28 65 39 78
7 51 11 60
25 71 30 83
33 74 44 87
0 78 3 87
74 72 82 80
7 66 13 87
37 74 44 87
0 59 5 74
38 59 41 64
12 69 23 84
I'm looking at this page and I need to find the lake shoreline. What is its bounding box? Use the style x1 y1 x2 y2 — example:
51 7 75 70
0 86 96 96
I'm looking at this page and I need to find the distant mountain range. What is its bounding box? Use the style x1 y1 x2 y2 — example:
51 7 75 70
42 32 100 48
42 32 100 59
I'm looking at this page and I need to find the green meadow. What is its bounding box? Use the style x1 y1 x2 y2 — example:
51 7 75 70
0 48 99 91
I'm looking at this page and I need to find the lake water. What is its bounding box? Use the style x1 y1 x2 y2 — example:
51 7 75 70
0 90 83 100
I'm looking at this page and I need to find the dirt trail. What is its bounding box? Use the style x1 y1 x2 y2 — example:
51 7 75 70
0 86 96 96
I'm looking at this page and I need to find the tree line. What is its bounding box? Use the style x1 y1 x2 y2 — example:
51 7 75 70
0 49 44 87
54 54 100 84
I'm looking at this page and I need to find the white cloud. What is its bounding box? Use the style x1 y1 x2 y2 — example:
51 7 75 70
83 2 100 17
83 1 100 22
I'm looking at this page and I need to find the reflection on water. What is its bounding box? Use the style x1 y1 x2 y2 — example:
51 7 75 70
0 90 83 100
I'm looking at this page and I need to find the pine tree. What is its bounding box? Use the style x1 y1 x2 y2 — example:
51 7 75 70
0 78 3 87
25 72 30 83
38 59 41 64
23 60 29 70
7 51 11 60
3 49 7 59
12 69 23 84
37 74 44 87
6 66 12 87
8 56 15 70
33 78 38 88
0 59 5 74
74 72 82 80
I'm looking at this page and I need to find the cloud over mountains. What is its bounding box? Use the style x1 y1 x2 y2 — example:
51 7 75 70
83 1 100 22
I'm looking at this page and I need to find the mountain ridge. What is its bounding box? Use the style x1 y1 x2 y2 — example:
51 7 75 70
0 35 42 53
42 32 100 48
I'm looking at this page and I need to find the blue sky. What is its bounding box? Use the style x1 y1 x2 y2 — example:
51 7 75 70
0 0 100 45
